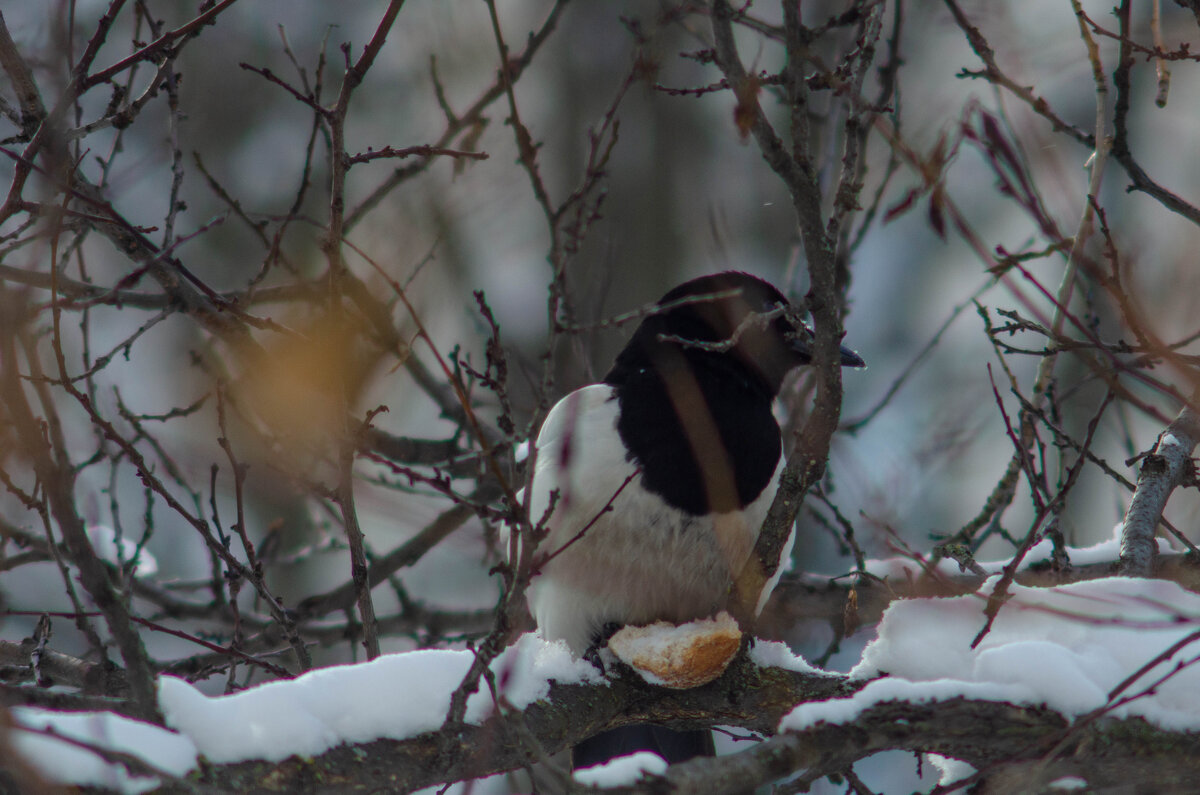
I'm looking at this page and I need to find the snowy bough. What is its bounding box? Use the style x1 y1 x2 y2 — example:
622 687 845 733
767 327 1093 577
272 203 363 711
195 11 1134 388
6 0 1200 793
13 529 1200 792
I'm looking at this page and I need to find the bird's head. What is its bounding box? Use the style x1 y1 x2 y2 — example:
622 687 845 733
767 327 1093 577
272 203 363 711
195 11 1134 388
607 271 864 397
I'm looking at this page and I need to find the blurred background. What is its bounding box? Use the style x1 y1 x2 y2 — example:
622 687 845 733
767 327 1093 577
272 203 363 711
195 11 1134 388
3 2 1200 787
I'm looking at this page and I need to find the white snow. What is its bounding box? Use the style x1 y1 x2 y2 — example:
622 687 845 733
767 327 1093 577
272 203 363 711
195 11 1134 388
17 633 597 791
748 638 825 675
11 707 197 794
756 522 796 616
926 753 975 790
782 676 1028 731
782 577 1200 733
87 524 158 577
17 549 1200 793
573 751 667 787
865 524 1172 581
161 632 599 763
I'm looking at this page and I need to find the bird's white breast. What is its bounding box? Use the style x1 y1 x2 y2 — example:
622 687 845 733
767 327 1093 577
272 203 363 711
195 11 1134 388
523 385 783 654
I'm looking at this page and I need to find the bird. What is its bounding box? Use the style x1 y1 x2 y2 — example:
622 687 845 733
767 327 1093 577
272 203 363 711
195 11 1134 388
520 271 864 769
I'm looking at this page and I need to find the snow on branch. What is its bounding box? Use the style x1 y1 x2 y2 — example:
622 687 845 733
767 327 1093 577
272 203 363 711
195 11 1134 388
1119 400 1200 577
9 576 1200 793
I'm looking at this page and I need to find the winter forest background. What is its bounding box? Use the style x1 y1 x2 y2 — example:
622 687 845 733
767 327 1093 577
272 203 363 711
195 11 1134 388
3 0 1200 792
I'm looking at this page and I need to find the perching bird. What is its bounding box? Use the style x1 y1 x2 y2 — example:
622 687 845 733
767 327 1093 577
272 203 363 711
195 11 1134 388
523 271 864 768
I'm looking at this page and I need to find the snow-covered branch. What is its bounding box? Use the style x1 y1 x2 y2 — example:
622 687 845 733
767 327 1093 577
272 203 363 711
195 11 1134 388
12 574 1200 793
1119 401 1200 576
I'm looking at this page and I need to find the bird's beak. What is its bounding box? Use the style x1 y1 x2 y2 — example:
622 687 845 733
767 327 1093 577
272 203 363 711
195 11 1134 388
789 334 866 368
838 344 866 368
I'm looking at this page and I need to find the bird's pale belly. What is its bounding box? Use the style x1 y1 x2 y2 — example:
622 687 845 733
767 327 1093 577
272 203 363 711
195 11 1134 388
529 473 772 654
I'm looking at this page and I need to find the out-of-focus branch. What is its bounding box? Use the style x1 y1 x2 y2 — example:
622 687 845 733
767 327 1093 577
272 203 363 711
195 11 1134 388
345 144 487 166
938 0 1115 567
344 0 571 230
77 0 242 90
318 0 411 663
944 0 1094 148
948 0 1200 226
0 11 42 137
296 483 496 619
0 310 161 721
0 638 129 699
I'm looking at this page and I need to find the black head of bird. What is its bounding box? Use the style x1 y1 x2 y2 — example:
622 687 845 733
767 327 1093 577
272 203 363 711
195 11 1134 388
605 271 865 400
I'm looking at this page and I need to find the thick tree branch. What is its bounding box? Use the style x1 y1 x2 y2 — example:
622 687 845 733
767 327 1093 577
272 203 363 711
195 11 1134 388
710 0 857 626
1119 399 1200 576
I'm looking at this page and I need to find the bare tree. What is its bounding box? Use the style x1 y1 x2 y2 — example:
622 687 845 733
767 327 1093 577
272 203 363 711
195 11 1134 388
2 0 1200 792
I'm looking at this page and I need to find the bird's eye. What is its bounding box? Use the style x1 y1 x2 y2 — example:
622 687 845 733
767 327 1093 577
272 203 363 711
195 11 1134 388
774 305 810 340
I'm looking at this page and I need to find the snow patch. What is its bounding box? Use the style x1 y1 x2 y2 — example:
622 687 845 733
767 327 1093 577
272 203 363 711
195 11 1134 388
87 524 158 577
783 577 1200 734
11 707 197 794
161 632 599 763
748 639 823 675
573 751 667 787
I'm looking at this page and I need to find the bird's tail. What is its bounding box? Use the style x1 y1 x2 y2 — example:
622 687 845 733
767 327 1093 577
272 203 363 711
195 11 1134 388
571 725 714 770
